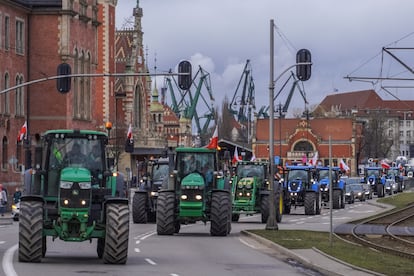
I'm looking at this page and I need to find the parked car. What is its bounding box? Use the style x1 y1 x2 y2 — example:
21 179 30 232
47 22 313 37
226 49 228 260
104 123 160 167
344 184 355 204
11 201 20 221
362 183 373 199
385 179 397 195
350 184 366 201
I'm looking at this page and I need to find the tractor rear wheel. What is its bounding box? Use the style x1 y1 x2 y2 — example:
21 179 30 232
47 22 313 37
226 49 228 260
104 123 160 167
18 201 44 263
156 191 176 235
332 189 341 209
304 192 316 215
132 192 148 223
210 191 231 236
103 203 129 264
97 238 104 259
260 195 269 223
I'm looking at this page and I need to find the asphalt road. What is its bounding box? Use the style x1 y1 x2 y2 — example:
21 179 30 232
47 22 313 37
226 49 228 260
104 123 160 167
0 199 387 276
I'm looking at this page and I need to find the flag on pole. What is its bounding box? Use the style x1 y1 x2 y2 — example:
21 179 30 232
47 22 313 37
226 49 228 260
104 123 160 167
380 159 390 169
206 126 218 149
127 124 133 140
310 151 318 166
17 121 27 142
232 147 241 164
339 158 350 172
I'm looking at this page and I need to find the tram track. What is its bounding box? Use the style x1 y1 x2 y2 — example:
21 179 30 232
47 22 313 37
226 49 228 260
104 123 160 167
339 204 414 259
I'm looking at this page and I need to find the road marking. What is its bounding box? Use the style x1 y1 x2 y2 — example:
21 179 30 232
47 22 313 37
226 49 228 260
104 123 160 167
0 241 5 245
133 231 155 240
145 258 157 265
134 248 140 253
135 240 141 244
239 237 257 249
2 244 17 276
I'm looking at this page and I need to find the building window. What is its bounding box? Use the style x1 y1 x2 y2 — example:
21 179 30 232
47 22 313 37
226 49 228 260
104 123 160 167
73 49 79 117
4 16 9 50
407 130 411 138
133 85 143 128
388 120 393 128
15 75 24 116
406 120 411 127
400 131 404 137
3 72 10 114
399 120 403 127
15 19 24 54
2 136 7 170
388 129 393 137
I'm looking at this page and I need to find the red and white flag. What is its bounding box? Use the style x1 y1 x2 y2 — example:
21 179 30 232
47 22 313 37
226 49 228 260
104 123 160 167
339 158 350 172
232 147 241 164
309 151 318 166
206 126 218 149
127 124 133 140
17 121 27 142
380 159 390 169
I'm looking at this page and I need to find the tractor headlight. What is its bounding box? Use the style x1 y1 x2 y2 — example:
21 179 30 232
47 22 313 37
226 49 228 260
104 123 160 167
181 194 188 200
81 200 87 206
150 191 159 197
195 194 202 200
79 182 91 189
60 181 73 189
63 199 69 205
238 192 243 196
246 192 251 197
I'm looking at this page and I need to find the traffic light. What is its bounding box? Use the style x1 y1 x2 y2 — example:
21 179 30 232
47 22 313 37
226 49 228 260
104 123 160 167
178 60 192 90
57 63 72 93
296 49 312 81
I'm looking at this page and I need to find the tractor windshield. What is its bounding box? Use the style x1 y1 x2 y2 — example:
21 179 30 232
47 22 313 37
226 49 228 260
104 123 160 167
318 169 336 180
287 169 308 182
236 164 265 179
176 152 215 178
152 163 169 182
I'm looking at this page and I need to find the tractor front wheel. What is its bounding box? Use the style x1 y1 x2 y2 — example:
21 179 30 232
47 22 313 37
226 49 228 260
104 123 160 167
103 203 129 264
132 192 148 223
210 191 231 236
156 191 176 235
260 195 269 223
18 201 44 263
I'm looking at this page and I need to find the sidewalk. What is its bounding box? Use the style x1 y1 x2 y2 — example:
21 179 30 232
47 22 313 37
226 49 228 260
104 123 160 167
0 211 13 225
241 230 385 276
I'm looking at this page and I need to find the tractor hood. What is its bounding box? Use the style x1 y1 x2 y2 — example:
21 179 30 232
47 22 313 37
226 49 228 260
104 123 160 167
60 167 91 182
181 173 205 188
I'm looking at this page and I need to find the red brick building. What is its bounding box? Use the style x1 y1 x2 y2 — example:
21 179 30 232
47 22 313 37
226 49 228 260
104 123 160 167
253 117 361 175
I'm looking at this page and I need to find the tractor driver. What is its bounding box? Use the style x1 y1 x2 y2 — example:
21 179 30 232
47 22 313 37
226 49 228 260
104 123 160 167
65 143 87 165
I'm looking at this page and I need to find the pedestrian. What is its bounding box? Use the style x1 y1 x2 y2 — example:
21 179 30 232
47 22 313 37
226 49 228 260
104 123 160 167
0 184 7 216
13 187 22 203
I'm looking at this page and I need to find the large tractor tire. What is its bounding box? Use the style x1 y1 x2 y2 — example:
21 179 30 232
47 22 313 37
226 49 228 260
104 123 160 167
210 191 231 236
332 189 341 209
132 192 148 223
376 184 384 198
97 238 105 259
304 192 317 215
260 194 269 223
340 191 345 208
103 203 129 264
315 192 322 215
19 201 44 263
156 191 176 235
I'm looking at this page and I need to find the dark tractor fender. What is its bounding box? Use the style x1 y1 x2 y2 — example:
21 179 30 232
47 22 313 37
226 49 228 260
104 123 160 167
105 198 129 206
20 195 44 203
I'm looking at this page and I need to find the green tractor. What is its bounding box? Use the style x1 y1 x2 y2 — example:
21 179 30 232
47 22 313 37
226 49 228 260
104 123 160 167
19 129 129 264
132 157 170 223
156 147 232 236
230 160 283 223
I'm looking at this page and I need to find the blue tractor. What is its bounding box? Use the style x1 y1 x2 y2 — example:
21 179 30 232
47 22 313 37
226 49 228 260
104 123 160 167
364 166 385 198
386 167 404 193
316 166 345 209
283 165 321 215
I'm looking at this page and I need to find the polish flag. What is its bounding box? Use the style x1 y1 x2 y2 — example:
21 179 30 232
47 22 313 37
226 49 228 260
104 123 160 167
17 121 27 142
232 147 241 164
127 124 133 140
206 126 218 149
381 160 390 169
339 158 350 172
309 151 318 166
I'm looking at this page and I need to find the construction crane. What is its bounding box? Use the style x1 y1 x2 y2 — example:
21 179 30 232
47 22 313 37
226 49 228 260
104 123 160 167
229 60 256 125
257 71 308 119
164 66 216 142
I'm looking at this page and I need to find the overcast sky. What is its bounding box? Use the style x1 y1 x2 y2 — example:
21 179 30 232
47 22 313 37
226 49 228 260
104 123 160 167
115 0 414 119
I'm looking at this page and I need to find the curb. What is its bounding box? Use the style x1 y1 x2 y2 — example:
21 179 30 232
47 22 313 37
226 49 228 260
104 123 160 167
240 230 342 276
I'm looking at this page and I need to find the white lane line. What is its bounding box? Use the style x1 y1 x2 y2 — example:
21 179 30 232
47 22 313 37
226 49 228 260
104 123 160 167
0 241 5 244
170 274 180 276
145 258 157 265
134 248 140 253
239 237 257 249
2 244 17 276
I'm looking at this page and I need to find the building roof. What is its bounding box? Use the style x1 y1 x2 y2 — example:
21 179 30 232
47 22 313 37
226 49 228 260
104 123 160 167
15 0 61 7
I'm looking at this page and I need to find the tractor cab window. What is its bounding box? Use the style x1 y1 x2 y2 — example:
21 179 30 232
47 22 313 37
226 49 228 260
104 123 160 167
177 152 215 179
287 170 308 182
152 163 169 181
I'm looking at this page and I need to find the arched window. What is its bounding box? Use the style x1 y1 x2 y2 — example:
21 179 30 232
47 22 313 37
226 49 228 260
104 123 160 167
133 85 142 128
3 72 10 114
293 141 313 152
15 74 24 116
2 136 8 170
